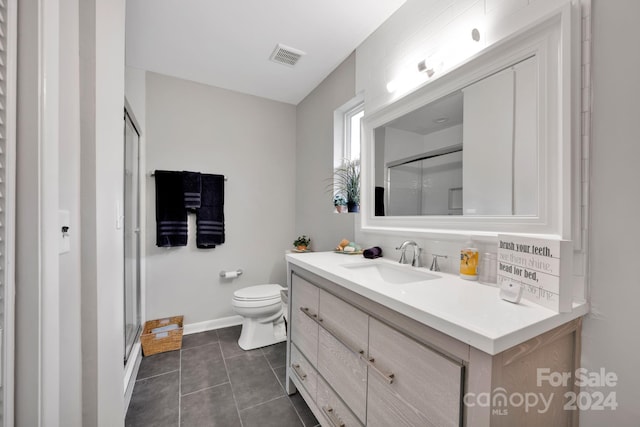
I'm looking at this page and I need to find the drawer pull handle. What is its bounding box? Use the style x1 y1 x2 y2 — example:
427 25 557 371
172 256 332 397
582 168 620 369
300 307 366 359
361 355 395 384
322 405 345 427
300 306 318 319
291 363 307 381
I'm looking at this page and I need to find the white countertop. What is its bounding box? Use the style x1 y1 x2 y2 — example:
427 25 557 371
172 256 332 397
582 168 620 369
286 251 588 355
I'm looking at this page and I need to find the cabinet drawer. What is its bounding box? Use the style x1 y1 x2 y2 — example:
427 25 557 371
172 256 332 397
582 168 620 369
317 376 363 427
290 344 318 402
367 318 462 427
291 273 320 366
318 327 367 424
318 290 368 358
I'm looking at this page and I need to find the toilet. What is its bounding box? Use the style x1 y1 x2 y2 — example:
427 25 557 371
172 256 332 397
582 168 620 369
232 284 287 350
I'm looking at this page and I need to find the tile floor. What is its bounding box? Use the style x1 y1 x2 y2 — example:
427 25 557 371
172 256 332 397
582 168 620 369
126 326 319 427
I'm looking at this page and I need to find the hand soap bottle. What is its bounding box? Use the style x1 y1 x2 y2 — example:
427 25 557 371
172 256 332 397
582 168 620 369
460 239 479 280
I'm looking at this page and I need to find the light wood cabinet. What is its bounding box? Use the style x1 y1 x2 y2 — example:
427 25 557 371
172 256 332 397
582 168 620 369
290 343 318 401
317 291 368 423
290 274 320 365
286 266 581 427
318 290 368 357
367 317 462 427
317 376 364 427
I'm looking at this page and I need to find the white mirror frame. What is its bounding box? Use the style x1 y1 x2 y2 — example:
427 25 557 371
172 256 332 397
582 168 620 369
361 5 579 240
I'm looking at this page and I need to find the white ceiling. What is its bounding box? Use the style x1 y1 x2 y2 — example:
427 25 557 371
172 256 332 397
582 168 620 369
126 0 406 105
387 91 464 135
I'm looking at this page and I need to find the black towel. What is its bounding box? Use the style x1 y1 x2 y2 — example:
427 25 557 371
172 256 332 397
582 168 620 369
155 170 188 247
182 171 202 210
196 174 225 249
363 246 383 259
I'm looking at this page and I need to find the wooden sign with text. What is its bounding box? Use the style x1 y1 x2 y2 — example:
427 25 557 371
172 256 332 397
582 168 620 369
497 235 572 312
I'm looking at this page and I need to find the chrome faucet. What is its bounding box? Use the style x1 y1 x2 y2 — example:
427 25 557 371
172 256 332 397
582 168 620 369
430 254 448 272
395 241 422 267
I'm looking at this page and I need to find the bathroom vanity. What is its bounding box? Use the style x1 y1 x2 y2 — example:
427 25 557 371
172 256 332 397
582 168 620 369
285 252 587 427
285 5 588 426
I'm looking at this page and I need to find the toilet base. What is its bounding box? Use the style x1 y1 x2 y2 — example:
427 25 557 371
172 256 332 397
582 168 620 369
237 315 287 350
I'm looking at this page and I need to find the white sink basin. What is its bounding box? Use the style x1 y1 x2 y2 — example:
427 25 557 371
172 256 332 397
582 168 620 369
341 261 439 285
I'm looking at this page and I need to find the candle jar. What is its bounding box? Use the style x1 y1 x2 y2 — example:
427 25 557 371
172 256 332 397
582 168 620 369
478 252 498 285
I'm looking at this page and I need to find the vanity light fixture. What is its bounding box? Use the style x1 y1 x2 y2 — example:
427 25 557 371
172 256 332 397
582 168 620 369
417 59 435 78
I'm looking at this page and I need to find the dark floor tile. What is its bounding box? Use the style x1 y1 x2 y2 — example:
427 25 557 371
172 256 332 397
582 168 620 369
289 392 319 427
181 343 228 395
182 330 219 350
274 366 287 391
227 352 285 410
180 383 241 427
240 396 303 427
126 371 179 427
136 350 180 380
262 342 286 369
218 325 260 359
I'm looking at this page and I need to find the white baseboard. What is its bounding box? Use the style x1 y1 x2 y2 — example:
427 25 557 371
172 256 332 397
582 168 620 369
183 315 243 335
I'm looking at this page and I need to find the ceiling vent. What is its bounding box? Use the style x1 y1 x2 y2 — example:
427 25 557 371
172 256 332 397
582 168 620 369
269 43 306 67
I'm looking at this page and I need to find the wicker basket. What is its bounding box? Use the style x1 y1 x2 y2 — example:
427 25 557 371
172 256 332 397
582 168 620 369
140 315 184 356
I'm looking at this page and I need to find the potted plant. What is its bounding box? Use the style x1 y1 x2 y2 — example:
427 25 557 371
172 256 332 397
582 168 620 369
293 235 311 251
333 194 348 213
333 159 360 212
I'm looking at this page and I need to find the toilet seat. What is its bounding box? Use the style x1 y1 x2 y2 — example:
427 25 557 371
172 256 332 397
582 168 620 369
233 284 283 302
232 297 282 309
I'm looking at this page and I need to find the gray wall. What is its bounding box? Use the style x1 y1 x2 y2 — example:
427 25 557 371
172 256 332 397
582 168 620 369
145 72 296 324
295 53 356 251
582 0 640 424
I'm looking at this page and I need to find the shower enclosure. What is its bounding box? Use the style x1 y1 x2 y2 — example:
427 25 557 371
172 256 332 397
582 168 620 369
124 107 142 363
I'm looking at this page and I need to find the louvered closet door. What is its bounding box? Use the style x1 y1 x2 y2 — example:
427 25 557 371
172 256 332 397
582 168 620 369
0 0 16 425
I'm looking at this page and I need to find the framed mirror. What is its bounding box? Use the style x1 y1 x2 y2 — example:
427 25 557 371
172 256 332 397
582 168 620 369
361 7 578 238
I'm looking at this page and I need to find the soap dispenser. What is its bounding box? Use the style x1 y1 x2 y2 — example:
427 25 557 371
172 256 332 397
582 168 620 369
460 239 479 280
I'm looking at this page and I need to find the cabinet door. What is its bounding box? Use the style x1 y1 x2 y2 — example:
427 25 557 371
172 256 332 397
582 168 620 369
290 344 318 402
317 291 368 423
367 318 463 427
318 290 368 359
317 376 364 427
291 274 320 366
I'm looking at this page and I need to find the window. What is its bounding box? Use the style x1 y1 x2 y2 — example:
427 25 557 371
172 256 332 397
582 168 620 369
333 94 364 212
344 103 364 163
334 94 365 167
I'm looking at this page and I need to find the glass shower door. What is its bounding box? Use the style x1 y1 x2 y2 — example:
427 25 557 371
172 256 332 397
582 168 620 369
124 108 141 364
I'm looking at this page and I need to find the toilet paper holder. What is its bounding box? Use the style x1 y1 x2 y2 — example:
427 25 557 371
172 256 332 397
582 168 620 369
220 269 243 278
